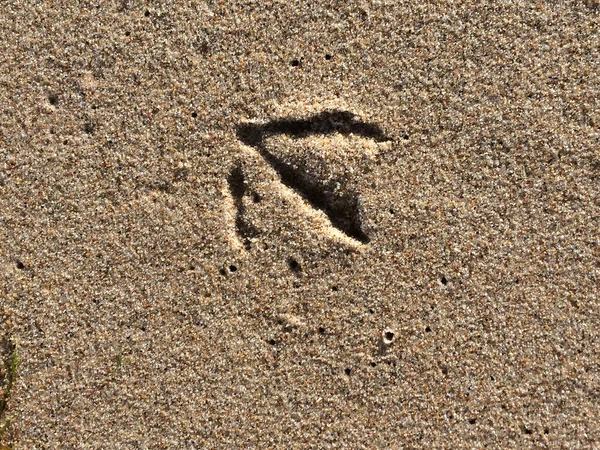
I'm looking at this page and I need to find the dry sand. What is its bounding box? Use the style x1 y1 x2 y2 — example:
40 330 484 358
1 0 600 448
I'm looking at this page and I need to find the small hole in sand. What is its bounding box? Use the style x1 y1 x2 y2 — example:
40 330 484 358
403 132 410 140
16 260 25 270
268 339 276 345
468 418 477 425
569 299 579 308
441 275 448 285
331 286 338 292
425 326 431 332
229 265 237 273
441 366 448 375
370 362 377 367
144 10 150 17
382 329 395 345
125 31 130 37
318 327 325 334
288 258 301 273
344 368 352 376
219 268 227 276
325 54 332 60
48 94 59 105
191 112 197 118
252 192 261 203
291 59 301 67
198 42 209 54
83 122 95 134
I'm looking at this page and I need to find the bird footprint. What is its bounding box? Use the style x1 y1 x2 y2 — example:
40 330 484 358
233 110 390 246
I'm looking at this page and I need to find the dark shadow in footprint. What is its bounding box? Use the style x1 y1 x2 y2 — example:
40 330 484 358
227 165 259 248
236 110 390 244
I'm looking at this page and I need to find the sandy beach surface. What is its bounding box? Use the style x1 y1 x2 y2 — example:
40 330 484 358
1 0 599 448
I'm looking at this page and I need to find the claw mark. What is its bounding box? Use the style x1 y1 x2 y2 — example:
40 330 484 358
236 110 389 244
227 165 259 248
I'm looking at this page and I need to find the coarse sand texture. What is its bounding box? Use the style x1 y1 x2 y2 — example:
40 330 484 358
1 1 599 448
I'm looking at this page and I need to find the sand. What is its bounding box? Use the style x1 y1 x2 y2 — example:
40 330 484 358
1 0 599 448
